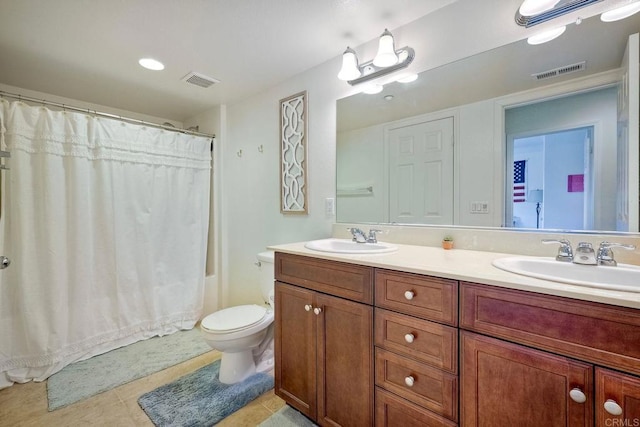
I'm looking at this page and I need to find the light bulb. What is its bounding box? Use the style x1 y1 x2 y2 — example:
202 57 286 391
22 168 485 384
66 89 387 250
373 29 398 67
397 73 418 83
601 1 640 22
527 25 566 45
519 0 561 16
337 47 361 81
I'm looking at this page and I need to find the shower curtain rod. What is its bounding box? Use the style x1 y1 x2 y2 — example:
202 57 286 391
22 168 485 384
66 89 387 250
0 90 215 139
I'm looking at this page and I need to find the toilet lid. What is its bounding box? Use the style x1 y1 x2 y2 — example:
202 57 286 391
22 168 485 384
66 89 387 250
201 304 268 333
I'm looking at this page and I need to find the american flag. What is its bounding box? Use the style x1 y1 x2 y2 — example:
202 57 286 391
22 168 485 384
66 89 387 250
513 160 526 203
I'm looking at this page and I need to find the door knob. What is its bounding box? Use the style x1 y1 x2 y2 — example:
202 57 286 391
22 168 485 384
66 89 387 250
0 256 10 270
304 304 313 311
404 333 415 343
404 290 414 300
313 307 322 315
569 388 586 403
604 399 623 416
404 376 415 387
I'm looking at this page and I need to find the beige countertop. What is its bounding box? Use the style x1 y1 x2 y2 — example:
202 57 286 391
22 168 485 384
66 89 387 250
268 241 640 310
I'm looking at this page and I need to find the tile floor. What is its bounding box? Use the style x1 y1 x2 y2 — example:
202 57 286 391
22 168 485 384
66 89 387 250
0 349 286 426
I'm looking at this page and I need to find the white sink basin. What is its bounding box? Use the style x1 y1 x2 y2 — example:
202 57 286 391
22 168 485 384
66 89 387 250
492 256 640 292
304 238 398 254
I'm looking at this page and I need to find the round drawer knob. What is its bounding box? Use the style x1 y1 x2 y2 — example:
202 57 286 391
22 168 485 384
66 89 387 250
604 399 623 416
404 290 415 300
313 307 322 315
404 333 415 343
304 304 312 311
404 376 415 387
569 388 586 403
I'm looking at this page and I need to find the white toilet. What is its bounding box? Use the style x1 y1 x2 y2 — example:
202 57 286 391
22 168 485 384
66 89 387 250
200 251 275 384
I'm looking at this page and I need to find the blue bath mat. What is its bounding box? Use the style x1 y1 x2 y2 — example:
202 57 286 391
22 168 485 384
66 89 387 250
47 328 211 410
138 359 274 426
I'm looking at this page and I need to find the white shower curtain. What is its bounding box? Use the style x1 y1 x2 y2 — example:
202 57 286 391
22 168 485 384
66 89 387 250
0 100 211 388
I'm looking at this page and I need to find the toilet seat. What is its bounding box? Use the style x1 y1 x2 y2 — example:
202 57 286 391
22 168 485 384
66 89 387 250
201 304 270 334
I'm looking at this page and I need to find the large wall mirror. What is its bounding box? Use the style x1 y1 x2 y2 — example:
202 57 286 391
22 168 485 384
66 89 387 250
336 12 639 234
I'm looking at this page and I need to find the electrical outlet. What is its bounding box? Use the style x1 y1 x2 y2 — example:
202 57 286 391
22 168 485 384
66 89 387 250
325 198 335 216
470 201 489 214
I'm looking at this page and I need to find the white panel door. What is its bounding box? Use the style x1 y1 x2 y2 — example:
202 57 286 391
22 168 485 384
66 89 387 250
616 32 639 232
388 117 454 224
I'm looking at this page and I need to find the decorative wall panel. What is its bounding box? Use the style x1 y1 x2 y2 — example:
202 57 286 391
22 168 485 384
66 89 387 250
280 91 308 214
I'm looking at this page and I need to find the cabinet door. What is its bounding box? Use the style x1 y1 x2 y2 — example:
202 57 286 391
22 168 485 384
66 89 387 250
596 368 640 426
275 282 317 419
461 331 593 427
316 292 374 427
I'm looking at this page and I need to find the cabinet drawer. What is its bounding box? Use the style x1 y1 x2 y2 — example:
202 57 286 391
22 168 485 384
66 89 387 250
375 388 457 427
375 348 458 422
275 252 373 304
460 282 640 376
375 270 458 326
375 308 458 374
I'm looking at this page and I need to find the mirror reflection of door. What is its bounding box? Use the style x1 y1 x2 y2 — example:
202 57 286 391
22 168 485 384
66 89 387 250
505 86 619 231
388 117 454 224
509 127 593 230
616 33 639 232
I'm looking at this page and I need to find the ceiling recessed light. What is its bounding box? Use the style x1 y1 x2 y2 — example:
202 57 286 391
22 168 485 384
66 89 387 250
527 25 566 45
138 58 165 71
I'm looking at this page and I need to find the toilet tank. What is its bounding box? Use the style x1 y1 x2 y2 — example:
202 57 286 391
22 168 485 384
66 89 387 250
257 251 275 305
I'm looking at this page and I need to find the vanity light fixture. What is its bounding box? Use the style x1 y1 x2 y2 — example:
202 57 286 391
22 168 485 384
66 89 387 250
515 0 601 27
601 0 640 22
337 47 361 81
138 58 165 71
373 29 399 67
519 0 561 16
337 28 415 86
527 25 566 44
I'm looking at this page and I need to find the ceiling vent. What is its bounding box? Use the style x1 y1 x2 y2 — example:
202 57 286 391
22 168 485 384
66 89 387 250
532 61 586 80
182 72 220 88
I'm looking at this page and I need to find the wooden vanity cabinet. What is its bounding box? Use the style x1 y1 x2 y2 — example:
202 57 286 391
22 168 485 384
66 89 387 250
274 252 640 426
460 282 640 427
596 368 640 426
461 331 594 426
274 253 374 427
374 269 459 426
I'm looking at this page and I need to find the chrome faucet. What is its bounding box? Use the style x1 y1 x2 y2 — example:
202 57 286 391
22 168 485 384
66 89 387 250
573 242 597 265
367 229 383 243
597 241 636 266
348 227 368 243
542 239 573 262
348 227 383 243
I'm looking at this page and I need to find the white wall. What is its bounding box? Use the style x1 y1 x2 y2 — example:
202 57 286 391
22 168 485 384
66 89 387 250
207 0 626 307
2 0 633 313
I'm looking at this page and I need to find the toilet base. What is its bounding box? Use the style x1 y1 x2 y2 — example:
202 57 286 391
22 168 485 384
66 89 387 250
218 350 256 384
